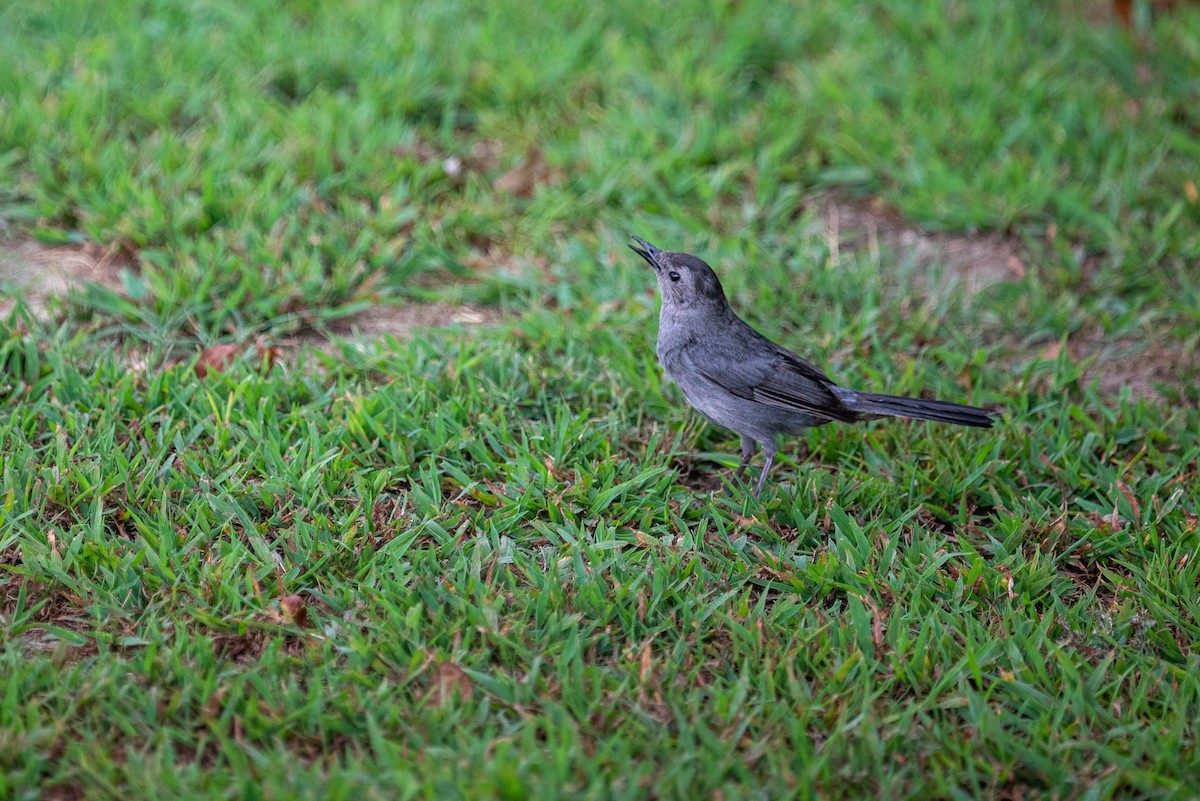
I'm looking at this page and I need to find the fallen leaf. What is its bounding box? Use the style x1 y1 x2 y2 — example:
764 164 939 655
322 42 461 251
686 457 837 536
255 344 281 371
194 343 279 378
1039 338 1074 362
425 661 473 707
1091 509 1126 533
755 564 794 583
997 565 1016 601
1116 480 1141 520
280 595 308 628
1114 0 1132 26
1006 254 1026 279
194 344 241 378
391 140 439 163
493 149 559 197
854 593 886 653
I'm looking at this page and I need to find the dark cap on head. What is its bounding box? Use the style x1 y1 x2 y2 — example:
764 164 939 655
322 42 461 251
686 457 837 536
630 235 728 309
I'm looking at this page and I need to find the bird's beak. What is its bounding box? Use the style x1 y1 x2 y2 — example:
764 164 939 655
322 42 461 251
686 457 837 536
629 236 660 269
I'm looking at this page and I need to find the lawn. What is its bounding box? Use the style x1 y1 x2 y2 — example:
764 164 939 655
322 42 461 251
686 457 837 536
2 0 1199 798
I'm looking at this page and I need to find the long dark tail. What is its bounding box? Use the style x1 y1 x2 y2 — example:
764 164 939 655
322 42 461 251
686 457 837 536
833 387 997 428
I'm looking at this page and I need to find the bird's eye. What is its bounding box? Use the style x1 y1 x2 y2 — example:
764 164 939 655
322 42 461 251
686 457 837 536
668 271 680 282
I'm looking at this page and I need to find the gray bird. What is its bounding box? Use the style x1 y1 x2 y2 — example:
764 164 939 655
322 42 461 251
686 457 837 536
630 236 997 495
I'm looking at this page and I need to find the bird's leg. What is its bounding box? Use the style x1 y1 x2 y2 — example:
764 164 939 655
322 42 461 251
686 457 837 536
734 436 757 481
753 445 777 496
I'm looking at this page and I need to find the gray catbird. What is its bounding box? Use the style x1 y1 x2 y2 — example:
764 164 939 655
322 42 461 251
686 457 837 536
630 236 997 495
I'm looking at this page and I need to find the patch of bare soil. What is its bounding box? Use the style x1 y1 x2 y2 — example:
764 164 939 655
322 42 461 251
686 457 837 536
17 628 95 664
817 198 1197 404
818 197 1025 296
277 301 501 353
1052 332 1197 403
0 238 130 316
330 302 496 334
0 237 500 352
676 462 729 493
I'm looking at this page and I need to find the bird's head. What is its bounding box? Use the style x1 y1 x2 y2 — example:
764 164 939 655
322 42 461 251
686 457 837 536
629 236 729 312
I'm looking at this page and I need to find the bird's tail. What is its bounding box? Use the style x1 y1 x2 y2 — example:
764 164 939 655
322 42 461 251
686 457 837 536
833 387 997 428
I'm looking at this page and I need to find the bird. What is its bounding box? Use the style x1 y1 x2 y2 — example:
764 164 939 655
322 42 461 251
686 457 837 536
630 236 997 495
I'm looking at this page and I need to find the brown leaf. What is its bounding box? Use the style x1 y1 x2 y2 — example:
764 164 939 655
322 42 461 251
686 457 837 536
997 565 1016 601
255 344 281 372
1006 254 1026 279
493 149 558 197
425 661 473 707
1114 0 1132 26
194 343 280 378
280 595 308 628
754 564 794 583
1039 340 1066 362
391 140 439 164
1116 480 1141 520
194 344 241 378
1091 508 1125 533
854 593 886 653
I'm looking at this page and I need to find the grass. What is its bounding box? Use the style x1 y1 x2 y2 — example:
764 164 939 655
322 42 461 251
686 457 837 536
2 0 1199 797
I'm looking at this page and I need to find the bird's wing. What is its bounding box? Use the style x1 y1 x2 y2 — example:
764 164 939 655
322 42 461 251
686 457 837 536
693 343 860 423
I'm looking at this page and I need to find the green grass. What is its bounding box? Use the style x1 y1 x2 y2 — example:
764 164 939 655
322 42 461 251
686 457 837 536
2 0 1200 798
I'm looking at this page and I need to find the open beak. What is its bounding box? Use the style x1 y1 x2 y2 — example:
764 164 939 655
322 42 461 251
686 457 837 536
629 236 660 269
